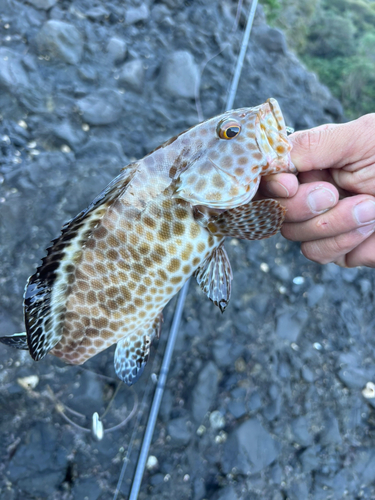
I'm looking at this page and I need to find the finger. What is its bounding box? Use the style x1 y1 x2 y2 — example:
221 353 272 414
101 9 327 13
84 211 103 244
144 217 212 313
282 196 375 241
298 170 334 184
259 172 299 198
289 113 375 172
344 232 375 268
273 182 338 223
300 224 375 265
331 163 375 196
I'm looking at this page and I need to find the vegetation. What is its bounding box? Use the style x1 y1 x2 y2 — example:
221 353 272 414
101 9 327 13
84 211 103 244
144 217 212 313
260 0 375 118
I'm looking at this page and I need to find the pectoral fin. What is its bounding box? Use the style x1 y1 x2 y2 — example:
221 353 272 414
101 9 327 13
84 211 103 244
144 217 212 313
114 314 163 385
205 199 286 241
195 242 233 313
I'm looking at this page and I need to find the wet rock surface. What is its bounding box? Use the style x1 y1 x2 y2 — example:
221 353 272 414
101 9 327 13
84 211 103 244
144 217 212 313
0 1 374 500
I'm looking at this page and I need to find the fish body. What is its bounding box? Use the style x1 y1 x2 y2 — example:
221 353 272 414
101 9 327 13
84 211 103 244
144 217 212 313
1 98 295 384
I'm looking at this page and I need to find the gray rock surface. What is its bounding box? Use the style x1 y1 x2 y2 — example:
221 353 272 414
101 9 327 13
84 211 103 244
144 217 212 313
161 50 199 99
223 418 280 475
27 0 57 9
106 37 127 64
35 20 83 64
118 59 145 92
192 361 220 422
1 1 375 500
77 90 123 125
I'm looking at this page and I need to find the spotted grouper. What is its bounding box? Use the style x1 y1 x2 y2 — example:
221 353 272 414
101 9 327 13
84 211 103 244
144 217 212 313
1 98 295 384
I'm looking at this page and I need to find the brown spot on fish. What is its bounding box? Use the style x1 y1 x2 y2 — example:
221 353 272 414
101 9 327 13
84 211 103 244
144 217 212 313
173 222 185 236
171 276 182 284
167 258 180 272
158 222 171 241
238 156 248 165
189 224 200 239
144 216 156 229
107 249 119 261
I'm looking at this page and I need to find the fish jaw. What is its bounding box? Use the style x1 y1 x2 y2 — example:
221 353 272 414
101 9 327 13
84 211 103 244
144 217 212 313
174 99 296 211
256 98 296 176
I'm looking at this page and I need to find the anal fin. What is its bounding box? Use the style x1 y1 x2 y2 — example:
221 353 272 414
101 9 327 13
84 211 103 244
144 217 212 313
206 199 286 241
194 242 233 313
114 314 163 385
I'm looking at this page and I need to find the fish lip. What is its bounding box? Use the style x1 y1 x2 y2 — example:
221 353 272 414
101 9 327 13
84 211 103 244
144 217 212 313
289 159 297 174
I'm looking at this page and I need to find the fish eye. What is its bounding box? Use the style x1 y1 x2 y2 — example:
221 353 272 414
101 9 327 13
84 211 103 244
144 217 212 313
217 119 241 140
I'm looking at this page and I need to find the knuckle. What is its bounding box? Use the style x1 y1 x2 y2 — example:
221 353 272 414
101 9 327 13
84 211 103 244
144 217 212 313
301 241 328 264
358 113 375 129
293 129 322 154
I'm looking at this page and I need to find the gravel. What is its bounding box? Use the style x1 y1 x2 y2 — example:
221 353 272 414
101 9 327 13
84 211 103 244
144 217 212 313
1 1 375 500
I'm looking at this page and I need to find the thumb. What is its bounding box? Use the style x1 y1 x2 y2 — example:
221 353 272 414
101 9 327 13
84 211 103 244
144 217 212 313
289 114 375 172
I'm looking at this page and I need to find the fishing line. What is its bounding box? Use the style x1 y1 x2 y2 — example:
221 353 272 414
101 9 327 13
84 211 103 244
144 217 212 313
117 0 260 498
195 0 243 122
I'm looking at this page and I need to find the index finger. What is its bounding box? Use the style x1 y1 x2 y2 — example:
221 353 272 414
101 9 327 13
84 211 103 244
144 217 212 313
289 114 375 172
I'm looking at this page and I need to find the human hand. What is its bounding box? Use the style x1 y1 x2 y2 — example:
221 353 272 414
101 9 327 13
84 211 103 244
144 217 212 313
259 113 375 267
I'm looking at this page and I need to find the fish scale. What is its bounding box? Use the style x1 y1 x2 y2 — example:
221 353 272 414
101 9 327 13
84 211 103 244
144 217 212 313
1 98 296 385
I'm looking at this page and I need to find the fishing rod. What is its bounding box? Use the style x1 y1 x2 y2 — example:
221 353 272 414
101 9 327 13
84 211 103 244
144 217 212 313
114 1 259 498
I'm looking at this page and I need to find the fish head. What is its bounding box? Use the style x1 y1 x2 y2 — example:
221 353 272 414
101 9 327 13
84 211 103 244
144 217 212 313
176 98 296 209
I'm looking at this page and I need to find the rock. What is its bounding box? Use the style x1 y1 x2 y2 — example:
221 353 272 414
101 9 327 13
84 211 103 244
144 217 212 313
35 20 83 64
215 485 240 500
0 49 29 91
8 422 69 495
191 361 219 422
318 411 342 446
276 309 308 342
71 478 102 500
125 4 150 25
291 416 314 446
76 139 124 161
300 445 322 473
161 51 199 99
307 284 325 308
52 120 86 149
286 480 310 500
353 448 375 487
106 37 127 64
27 0 57 9
86 6 109 21
254 26 288 55
118 60 145 92
337 365 370 390
271 264 291 282
222 419 280 475
227 400 247 419
167 417 192 446
247 391 262 412
77 90 123 125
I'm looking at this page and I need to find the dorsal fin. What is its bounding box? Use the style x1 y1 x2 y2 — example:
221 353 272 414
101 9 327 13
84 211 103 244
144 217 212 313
24 165 137 361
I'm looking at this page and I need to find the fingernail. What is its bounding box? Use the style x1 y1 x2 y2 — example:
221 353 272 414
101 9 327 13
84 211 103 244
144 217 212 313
307 187 336 214
357 222 375 235
354 200 375 224
265 180 289 197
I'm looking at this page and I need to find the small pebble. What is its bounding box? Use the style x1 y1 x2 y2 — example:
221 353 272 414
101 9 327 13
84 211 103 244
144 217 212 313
293 276 304 285
146 455 158 470
362 382 375 399
17 375 39 390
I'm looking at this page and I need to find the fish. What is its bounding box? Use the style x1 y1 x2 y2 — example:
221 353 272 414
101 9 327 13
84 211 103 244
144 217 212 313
0 98 295 385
